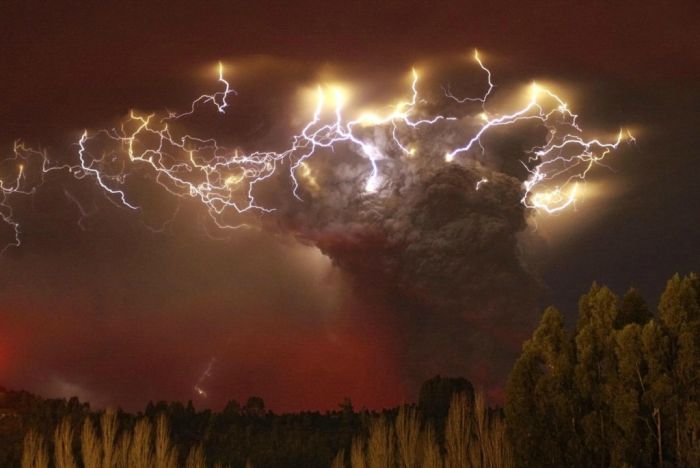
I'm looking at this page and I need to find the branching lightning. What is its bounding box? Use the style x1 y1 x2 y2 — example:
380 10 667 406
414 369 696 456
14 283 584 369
0 142 47 252
0 51 632 251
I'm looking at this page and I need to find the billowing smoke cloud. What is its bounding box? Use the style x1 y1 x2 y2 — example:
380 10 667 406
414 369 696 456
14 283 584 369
269 101 543 394
2 56 603 406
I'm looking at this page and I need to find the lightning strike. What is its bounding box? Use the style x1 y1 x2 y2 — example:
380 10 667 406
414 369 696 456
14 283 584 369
0 142 46 252
0 51 631 250
193 357 216 399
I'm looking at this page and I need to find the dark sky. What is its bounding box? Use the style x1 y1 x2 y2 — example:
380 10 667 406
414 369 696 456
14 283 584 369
0 0 699 412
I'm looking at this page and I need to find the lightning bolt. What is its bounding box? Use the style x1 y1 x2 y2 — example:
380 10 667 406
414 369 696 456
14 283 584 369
0 142 47 253
0 51 632 251
193 357 216 399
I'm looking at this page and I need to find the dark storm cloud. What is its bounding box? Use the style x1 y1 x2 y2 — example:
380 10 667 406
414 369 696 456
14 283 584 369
266 88 544 394
0 49 549 406
296 168 539 389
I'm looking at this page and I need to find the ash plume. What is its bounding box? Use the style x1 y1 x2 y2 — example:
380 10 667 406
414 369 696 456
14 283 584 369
271 116 543 394
1 55 627 402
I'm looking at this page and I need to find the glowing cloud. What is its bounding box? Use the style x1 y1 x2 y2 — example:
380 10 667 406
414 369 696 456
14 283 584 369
1 51 632 250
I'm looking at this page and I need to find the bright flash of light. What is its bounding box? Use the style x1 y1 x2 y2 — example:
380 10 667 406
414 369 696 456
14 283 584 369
193 357 216 399
0 51 632 250
296 161 320 192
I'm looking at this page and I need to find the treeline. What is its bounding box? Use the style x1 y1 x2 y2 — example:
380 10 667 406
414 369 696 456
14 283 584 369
1 391 356 467
23 412 215 468
20 389 512 468
506 273 700 466
5 272 700 467
1 376 488 467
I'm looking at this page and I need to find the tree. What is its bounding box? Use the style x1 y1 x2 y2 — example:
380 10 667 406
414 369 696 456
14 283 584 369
81 417 101 468
574 283 620 467
395 406 421 468
617 288 652 328
21 429 48 468
185 444 206 468
54 417 77 468
641 315 673 465
367 416 395 468
506 306 578 467
657 273 700 465
100 409 118 468
444 393 470 468
244 397 265 416
612 323 654 466
418 376 474 423
155 413 178 468
128 418 153 467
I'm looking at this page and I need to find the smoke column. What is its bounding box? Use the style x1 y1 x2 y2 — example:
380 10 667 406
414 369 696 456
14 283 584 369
0 53 631 398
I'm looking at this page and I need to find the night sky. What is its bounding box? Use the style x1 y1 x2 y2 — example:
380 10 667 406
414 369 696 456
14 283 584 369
1 1 699 412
